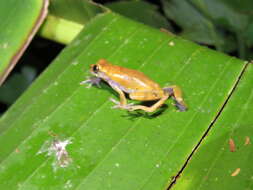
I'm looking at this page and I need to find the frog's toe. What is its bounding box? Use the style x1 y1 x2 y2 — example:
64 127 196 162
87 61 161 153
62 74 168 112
128 107 138 111
110 98 122 109
109 98 119 105
80 77 101 88
109 98 134 110
175 102 187 112
80 81 92 88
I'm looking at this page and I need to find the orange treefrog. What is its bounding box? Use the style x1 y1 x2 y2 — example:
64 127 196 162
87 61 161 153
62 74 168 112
81 59 187 112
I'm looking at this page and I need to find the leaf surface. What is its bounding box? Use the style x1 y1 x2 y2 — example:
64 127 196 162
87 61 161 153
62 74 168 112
173 63 253 190
0 12 247 190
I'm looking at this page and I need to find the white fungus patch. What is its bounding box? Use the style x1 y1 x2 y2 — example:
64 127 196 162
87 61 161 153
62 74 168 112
115 163 120 168
37 139 72 168
49 139 72 167
41 175 46 179
43 89 48 93
97 149 102 154
72 60 79 66
102 27 108 31
2 42 8 49
64 180 73 189
72 40 81 47
17 183 22 188
169 41 175 46
0 165 6 172
84 34 92 40
123 58 129 63
124 39 129 44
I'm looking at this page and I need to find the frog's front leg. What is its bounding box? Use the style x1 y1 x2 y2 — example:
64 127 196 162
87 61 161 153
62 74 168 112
80 77 102 88
107 80 134 110
163 85 187 111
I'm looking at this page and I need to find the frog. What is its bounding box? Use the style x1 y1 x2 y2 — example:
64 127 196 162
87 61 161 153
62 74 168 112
80 59 187 113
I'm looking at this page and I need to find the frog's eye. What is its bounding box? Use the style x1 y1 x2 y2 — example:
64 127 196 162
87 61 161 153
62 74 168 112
92 65 99 73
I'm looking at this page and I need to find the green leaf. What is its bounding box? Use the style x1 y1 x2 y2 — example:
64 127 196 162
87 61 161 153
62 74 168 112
189 0 251 32
0 12 247 189
0 0 48 85
173 63 253 189
106 0 172 30
49 0 103 24
39 15 84 45
161 0 227 50
161 0 253 58
39 0 104 44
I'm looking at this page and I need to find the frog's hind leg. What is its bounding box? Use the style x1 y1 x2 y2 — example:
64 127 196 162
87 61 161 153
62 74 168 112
163 85 187 111
127 92 169 113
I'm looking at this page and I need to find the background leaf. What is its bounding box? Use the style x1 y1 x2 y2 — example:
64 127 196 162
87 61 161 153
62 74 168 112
0 66 36 105
0 12 247 189
0 0 48 85
161 0 231 51
49 0 103 24
106 0 172 30
161 0 253 58
189 0 252 32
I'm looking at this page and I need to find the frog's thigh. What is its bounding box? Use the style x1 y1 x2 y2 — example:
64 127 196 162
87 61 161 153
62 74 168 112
129 91 160 101
129 93 169 112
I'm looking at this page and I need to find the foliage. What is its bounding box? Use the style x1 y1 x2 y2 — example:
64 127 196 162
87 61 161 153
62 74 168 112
0 1 252 189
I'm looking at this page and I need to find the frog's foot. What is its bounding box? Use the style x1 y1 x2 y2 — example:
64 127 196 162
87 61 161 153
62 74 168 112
163 86 187 112
175 101 187 111
80 77 101 88
110 98 134 110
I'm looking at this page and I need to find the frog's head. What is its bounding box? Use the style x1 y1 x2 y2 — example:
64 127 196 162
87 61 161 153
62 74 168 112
90 59 111 78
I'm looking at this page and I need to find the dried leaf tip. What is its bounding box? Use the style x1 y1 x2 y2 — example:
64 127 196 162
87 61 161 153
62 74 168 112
229 138 236 152
231 168 240 177
244 136 250 146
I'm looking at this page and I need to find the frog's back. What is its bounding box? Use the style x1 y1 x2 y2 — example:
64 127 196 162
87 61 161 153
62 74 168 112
98 60 161 91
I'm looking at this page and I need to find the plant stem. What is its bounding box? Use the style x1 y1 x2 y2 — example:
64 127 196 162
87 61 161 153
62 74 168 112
38 15 83 45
